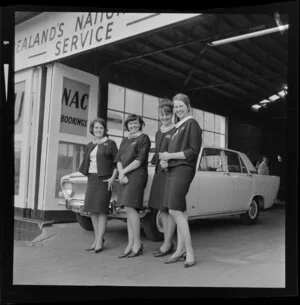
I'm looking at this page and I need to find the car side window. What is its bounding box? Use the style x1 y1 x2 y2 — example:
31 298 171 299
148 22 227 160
199 148 224 172
239 156 248 174
224 151 242 173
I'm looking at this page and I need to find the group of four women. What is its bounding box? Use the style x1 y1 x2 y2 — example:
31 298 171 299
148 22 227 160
79 93 202 268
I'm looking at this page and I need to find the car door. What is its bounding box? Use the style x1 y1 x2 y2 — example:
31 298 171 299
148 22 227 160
223 150 254 212
190 147 233 217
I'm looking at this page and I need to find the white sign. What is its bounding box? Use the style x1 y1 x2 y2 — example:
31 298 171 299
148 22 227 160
15 12 201 71
60 77 90 137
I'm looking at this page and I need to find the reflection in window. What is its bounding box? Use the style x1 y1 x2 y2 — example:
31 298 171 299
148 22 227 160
125 89 142 115
15 142 22 195
107 110 123 136
55 142 84 197
108 83 125 112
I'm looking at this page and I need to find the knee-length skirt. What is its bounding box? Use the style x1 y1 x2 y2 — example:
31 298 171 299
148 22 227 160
116 168 148 209
148 168 168 211
83 174 111 214
163 165 195 212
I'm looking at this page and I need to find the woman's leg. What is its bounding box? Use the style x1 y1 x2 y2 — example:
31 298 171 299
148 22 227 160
160 211 176 252
124 207 134 254
89 213 98 249
169 209 194 262
95 214 107 249
126 207 142 253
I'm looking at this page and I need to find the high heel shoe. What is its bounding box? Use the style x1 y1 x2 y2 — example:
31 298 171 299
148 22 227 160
94 239 105 254
85 246 95 251
118 251 132 258
153 243 174 257
184 258 197 268
127 244 144 258
164 251 186 264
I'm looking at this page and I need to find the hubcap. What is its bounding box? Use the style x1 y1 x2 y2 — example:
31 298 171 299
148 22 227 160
249 200 258 219
156 210 164 233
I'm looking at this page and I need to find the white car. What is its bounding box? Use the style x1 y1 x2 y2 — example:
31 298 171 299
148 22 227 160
59 146 280 241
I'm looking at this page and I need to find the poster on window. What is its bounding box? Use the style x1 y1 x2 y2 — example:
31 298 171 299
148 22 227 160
60 77 90 137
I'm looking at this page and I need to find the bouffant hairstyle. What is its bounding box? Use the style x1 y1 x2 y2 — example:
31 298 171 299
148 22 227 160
124 114 145 131
89 118 108 136
172 93 191 108
158 98 174 114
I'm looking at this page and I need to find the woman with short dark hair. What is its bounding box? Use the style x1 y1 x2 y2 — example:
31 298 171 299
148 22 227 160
114 114 151 258
79 118 118 253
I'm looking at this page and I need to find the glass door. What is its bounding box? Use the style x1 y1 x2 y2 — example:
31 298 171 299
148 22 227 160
38 63 99 213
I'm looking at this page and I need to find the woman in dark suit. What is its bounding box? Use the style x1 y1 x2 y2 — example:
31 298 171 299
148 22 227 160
148 99 177 257
114 114 151 258
79 118 118 253
159 93 202 268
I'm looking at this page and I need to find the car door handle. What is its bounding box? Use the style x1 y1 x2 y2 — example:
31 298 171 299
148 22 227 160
223 172 230 176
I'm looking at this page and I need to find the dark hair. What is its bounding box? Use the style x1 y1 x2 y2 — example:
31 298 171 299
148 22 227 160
158 98 174 114
124 114 145 131
172 93 191 107
89 118 108 136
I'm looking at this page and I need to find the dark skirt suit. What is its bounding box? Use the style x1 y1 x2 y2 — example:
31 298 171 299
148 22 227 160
148 127 176 211
79 139 118 214
163 118 202 212
114 134 151 209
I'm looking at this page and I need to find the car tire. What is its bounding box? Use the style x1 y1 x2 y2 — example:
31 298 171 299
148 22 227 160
240 198 260 225
142 209 164 241
76 213 93 231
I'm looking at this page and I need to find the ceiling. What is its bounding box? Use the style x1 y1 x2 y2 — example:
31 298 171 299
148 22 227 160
15 11 290 122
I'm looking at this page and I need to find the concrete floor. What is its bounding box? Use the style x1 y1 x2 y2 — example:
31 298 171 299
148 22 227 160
13 205 285 288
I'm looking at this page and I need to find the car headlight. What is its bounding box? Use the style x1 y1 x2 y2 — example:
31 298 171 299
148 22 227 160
62 181 74 197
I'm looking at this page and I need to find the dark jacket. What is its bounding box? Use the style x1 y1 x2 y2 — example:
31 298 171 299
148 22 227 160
168 118 202 168
79 139 118 176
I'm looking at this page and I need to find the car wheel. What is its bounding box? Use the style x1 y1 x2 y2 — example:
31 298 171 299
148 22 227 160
240 198 260 225
142 209 164 241
76 213 93 231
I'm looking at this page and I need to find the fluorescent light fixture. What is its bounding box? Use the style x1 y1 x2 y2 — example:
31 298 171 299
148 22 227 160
278 90 286 98
251 104 262 110
269 94 280 102
259 99 270 104
284 84 288 90
208 24 289 46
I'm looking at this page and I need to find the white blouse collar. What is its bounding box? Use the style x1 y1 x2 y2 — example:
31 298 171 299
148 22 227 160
93 136 108 145
128 131 143 139
175 116 193 129
160 124 175 133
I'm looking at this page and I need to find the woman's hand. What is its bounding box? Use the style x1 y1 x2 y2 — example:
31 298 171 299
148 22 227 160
159 151 171 161
103 176 116 191
160 160 168 169
119 175 129 185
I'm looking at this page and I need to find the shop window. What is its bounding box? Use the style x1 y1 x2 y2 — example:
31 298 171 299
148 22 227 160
125 89 142 115
107 110 124 136
108 83 125 112
15 81 25 134
204 111 214 132
203 131 214 146
55 142 84 197
14 142 22 195
192 108 204 129
143 94 159 119
215 115 226 134
142 118 158 142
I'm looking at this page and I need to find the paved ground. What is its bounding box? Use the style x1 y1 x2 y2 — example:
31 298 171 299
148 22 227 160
13 205 285 287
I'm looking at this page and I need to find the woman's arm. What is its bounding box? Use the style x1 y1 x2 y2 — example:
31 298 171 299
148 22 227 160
122 160 142 175
159 151 186 161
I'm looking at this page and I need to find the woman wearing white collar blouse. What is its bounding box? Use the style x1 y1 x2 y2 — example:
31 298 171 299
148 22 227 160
79 118 118 253
159 93 202 268
114 114 151 258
